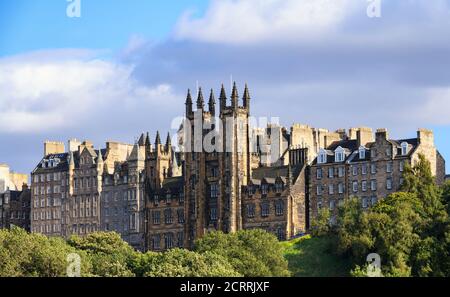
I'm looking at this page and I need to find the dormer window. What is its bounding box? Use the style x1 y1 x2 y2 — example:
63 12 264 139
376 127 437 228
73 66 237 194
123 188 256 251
401 142 408 155
275 182 283 193
335 147 345 163
261 184 268 195
359 146 366 159
318 149 327 164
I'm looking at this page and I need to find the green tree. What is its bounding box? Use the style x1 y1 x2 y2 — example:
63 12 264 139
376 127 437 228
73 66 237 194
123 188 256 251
67 232 136 277
194 229 290 277
136 249 240 277
310 208 331 237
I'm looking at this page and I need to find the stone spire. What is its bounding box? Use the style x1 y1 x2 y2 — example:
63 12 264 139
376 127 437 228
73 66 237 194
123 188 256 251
165 132 172 151
243 83 250 110
155 131 161 146
185 89 193 115
145 132 151 147
231 82 239 109
208 88 216 115
219 84 227 112
197 87 204 109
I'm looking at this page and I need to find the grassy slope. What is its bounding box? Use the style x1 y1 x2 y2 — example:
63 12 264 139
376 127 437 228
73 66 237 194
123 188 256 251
281 235 352 277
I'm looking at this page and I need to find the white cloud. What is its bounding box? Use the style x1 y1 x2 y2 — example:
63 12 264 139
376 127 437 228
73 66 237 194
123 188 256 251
174 0 357 44
0 50 178 133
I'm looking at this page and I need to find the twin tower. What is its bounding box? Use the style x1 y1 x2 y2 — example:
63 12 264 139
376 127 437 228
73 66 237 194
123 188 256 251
183 83 253 247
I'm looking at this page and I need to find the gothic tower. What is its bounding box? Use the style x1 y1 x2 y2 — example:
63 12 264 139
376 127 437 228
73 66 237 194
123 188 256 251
184 83 251 248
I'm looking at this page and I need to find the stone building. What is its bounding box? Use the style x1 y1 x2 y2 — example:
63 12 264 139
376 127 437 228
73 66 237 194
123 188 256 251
143 130 184 251
144 83 310 251
30 138 148 250
0 186 31 231
309 127 446 222
0 164 28 193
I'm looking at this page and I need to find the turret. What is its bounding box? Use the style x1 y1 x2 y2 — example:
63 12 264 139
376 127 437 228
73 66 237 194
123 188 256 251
197 87 204 110
165 132 172 152
231 82 239 109
208 88 216 115
155 131 161 147
219 84 227 113
185 89 193 116
243 83 250 111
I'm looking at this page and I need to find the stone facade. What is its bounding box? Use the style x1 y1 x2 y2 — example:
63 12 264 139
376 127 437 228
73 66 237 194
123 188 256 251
309 127 446 223
0 164 28 193
30 138 147 250
143 84 309 251
0 187 31 231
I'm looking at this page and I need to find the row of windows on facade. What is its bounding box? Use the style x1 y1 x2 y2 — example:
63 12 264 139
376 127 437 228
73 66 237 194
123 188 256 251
33 185 63 196
151 208 185 225
32 209 62 221
316 178 399 195
246 183 285 196
104 213 139 231
151 192 184 205
245 200 285 218
33 172 62 183
151 232 184 250
317 143 410 164
318 195 378 211
32 224 63 234
33 197 63 208
0 199 28 208
103 189 143 202
1 211 29 220
316 161 405 179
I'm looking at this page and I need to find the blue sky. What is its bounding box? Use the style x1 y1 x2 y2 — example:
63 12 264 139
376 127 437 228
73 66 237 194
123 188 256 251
0 0 449 174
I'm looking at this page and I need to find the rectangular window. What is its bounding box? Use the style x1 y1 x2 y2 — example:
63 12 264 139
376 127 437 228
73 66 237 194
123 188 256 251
210 183 219 198
152 211 161 225
261 184 268 195
399 161 405 172
152 235 161 250
362 197 369 208
317 168 323 179
338 167 345 177
371 180 377 191
362 164 367 175
317 185 323 196
371 163 377 174
261 202 270 217
338 183 344 194
328 184 334 195
386 178 393 190
177 232 184 248
275 201 284 216
328 167 334 178
164 209 173 224
352 166 358 176
362 181 367 192
177 209 185 223
247 204 255 218
329 200 335 210
386 162 393 173
352 181 358 193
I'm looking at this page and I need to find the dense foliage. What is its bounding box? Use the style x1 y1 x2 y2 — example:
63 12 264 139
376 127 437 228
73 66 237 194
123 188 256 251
0 228 288 277
312 154 450 277
194 229 291 277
